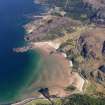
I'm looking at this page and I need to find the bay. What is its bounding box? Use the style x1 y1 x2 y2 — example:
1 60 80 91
0 0 46 104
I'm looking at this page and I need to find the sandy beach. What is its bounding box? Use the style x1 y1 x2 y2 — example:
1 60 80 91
12 40 85 105
29 41 85 97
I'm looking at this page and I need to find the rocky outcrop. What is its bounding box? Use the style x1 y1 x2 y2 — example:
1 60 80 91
78 28 105 60
58 27 105 86
102 41 105 56
99 65 105 73
75 28 105 85
25 16 81 42
91 69 105 84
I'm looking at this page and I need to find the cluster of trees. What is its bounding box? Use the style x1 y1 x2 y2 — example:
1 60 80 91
31 94 105 105
63 94 105 105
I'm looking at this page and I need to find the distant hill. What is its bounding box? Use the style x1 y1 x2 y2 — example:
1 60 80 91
37 0 105 24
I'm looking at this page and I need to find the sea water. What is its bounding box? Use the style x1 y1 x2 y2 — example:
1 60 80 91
0 0 46 104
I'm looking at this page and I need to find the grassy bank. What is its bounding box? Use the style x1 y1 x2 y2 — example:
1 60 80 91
26 98 62 105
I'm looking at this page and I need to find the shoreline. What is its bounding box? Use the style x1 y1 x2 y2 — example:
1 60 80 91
12 1 86 104
13 40 85 105
12 0 105 104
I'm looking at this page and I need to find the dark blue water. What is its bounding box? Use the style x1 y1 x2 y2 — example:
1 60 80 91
0 0 45 104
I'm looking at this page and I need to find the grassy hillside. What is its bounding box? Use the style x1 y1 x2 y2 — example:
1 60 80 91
27 94 105 105
63 94 105 105
49 0 96 22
